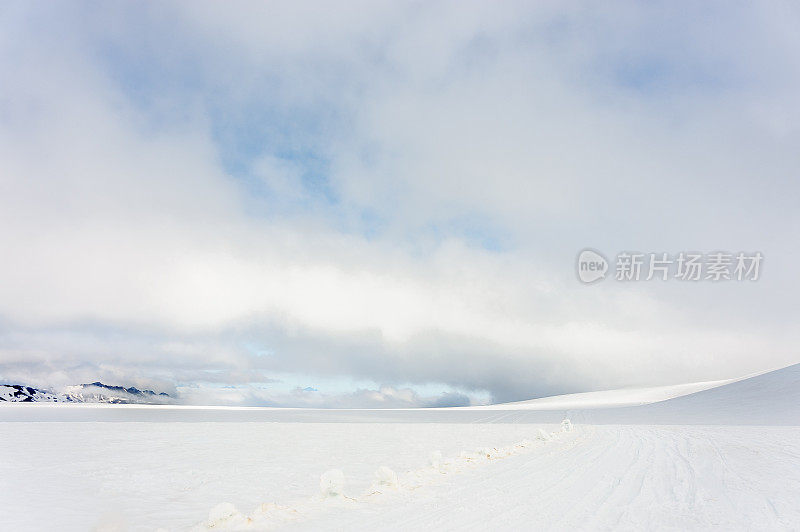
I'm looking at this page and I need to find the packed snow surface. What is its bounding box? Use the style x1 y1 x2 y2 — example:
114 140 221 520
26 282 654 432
1 363 799 531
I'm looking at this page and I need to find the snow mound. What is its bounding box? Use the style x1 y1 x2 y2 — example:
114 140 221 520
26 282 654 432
373 466 398 489
193 423 573 530
205 502 253 529
320 469 346 497
429 450 443 469
479 447 507 459
208 503 237 525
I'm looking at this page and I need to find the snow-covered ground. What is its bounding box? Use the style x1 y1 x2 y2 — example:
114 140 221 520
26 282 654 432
1 364 799 531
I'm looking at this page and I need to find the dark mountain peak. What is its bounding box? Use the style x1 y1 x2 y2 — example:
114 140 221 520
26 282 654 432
0 384 60 402
2 382 174 404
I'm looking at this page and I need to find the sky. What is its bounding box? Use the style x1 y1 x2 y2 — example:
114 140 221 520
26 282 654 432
0 1 799 407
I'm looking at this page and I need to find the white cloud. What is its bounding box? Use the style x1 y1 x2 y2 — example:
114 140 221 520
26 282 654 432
0 1 798 404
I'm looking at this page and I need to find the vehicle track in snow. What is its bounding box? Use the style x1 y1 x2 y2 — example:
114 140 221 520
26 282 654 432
296 425 800 531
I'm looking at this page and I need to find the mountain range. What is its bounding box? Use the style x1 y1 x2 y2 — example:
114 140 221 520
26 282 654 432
0 382 174 404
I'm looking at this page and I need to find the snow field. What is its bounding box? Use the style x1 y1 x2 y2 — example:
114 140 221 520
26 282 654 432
3 365 800 530
0 421 561 531
197 421 575 530
313 425 800 531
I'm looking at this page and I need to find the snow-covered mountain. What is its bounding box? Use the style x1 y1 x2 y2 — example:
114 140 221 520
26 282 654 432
0 382 174 404
0 384 60 402
62 382 174 404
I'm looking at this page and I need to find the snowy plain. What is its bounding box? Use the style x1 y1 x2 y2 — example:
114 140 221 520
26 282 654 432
1 364 799 531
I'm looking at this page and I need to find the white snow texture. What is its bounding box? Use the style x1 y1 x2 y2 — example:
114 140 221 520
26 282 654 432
2 363 800 530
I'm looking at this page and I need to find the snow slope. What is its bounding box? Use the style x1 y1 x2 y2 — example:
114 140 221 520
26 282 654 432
0 363 798 531
584 362 800 425
477 378 738 410
0 384 59 402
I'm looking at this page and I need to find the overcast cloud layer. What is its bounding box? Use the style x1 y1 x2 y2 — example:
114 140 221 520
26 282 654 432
1 1 799 406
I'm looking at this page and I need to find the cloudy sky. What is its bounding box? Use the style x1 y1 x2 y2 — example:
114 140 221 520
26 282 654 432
1 1 798 407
